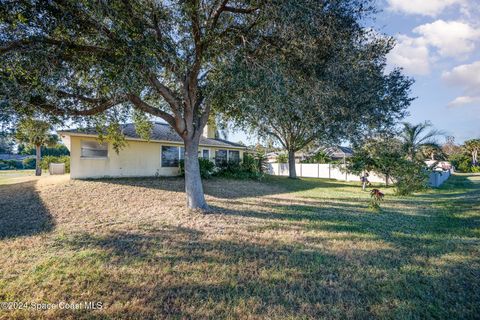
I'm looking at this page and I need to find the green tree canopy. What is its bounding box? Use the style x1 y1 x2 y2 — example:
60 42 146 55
15 118 57 175
464 139 480 166
211 2 413 178
0 0 269 209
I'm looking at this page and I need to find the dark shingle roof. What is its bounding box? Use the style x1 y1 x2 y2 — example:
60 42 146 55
59 122 245 149
323 146 353 158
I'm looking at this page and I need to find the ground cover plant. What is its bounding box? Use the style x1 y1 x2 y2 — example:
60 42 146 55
0 173 478 319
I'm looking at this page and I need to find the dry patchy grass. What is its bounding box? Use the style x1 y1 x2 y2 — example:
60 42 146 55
0 174 479 319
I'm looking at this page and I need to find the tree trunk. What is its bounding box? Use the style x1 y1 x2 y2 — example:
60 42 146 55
35 144 42 176
183 138 208 211
288 149 297 179
385 173 389 186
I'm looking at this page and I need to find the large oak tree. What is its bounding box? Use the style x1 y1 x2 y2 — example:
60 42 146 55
212 3 414 178
0 0 402 207
0 0 267 210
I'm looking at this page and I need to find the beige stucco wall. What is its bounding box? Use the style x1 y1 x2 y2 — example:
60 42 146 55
68 135 244 179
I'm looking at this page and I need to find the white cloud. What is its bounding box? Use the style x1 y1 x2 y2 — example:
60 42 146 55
387 35 430 75
448 96 480 107
387 0 465 17
442 60 480 90
443 60 480 107
413 20 480 57
388 20 480 74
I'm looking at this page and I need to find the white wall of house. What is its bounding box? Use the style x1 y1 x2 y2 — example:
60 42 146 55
66 135 244 179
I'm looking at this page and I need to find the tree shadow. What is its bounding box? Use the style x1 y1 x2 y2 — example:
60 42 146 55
87 175 351 200
0 180 55 239
56 225 479 319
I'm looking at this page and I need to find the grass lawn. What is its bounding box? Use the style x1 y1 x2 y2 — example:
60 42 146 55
0 174 479 319
0 170 36 185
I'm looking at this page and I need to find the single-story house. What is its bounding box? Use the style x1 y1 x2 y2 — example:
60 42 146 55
322 146 353 162
266 146 353 164
266 151 309 163
59 122 246 179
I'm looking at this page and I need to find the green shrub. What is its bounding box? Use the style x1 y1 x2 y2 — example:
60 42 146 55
472 166 480 173
392 160 429 196
449 153 472 172
40 156 70 173
277 153 288 163
242 152 268 175
0 159 23 170
22 157 36 169
215 155 265 180
179 158 215 179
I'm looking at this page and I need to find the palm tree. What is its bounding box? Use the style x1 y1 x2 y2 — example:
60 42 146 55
420 144 446 161
15 119 57 176
400 122 443 161
464 139 480 166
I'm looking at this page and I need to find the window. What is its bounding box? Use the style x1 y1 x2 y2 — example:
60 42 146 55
202 149 210 159
215 149 228 165
180 147 185 161
229 150 240 164
81 140 108 158
161 146 184 167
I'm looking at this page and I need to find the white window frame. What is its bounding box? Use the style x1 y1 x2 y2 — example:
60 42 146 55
202 149 210 159
228 150 240 164
80 140 108 159
161 145 185 167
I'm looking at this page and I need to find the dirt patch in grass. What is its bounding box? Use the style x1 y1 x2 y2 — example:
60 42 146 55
0 174 479 319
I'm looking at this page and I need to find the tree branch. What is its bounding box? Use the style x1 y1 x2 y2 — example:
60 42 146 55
0 37 110 55
223 6 258 14
35 96 125 116
127 94 176 128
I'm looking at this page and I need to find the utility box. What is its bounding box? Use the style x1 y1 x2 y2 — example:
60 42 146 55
49 163 66 175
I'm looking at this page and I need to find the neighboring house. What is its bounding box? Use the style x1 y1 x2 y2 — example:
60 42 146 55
266 151 308 163
267 146 353 163
322 146 353 162
59 122 246 179
425 160 453 172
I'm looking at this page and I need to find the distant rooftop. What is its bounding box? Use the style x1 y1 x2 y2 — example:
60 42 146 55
59 122 245 149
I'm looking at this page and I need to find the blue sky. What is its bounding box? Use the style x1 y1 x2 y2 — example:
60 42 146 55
230 0 480 145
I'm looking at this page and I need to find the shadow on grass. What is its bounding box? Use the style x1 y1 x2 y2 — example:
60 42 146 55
88 175 351 200
56 225 480 319
0 180 54 239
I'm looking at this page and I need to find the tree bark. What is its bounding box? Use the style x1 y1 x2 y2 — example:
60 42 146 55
288 149 297 179
385 173 389 186
35 144 42 176
183 137 208 211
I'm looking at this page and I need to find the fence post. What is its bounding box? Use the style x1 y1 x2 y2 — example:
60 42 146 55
317 164 320 178
300 163 302 177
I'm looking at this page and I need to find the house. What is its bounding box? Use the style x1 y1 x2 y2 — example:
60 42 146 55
266 146 353 164
266 151 309 163
59 122 246 179
322 146 353 162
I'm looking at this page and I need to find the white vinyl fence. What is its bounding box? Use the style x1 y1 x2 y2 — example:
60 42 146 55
428 170 451 187
267 163 451 187
267 163 388 184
